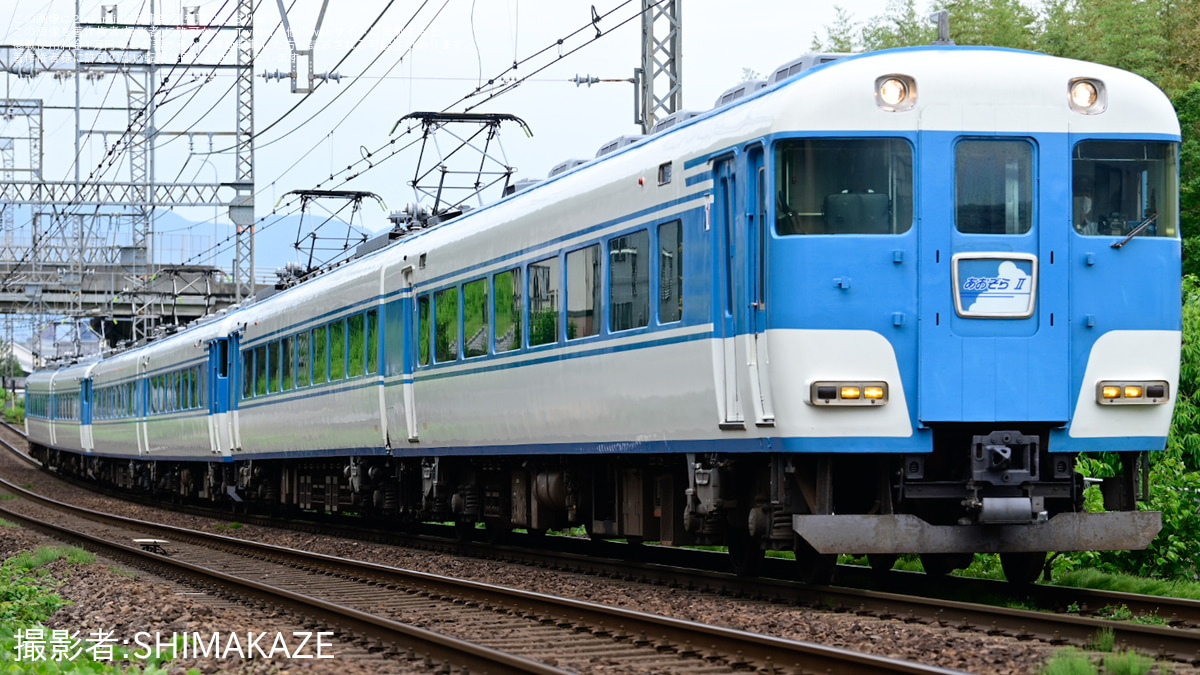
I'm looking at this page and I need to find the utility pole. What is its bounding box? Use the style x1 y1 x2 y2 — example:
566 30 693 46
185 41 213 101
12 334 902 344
635 0 682 134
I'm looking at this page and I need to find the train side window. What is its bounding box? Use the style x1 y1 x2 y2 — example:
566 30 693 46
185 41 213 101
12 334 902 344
774 138 913 235
658 220 684 323
566 244 601 340
463 278 489 358
955 139 1033 235
528 257 560 347
493 268 522 353
181 371 190 410
198 367 206 408
1072 141 1178 237
282 336 295 390
330 320 346 381
268 341 281 392
435 287 459 362
348 314 365 377
609 229 650 332
417 294 431 366
242 351 253 399
366 309 379 374
313 325 329 384
297 331 311 388
255 345 268 396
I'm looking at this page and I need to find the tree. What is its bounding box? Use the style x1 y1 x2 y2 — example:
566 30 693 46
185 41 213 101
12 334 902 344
811 5 859 52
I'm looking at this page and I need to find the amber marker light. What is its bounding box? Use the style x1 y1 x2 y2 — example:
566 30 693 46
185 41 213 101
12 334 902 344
1096 380 1169 405
810 381 888 406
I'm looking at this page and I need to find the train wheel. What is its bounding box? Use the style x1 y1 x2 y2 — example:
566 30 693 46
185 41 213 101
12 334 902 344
1000 552 1046 585
794 537 837 585
454 520 477 542
920 552 975 576
484 522 509 545
726 531 765 577
868 554 898 575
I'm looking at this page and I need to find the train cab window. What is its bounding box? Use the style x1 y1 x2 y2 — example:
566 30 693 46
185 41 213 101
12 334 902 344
366 309 379 374
282 336 295 390
268 341 281 392
297 331 312 387
494 268 522 353
609 230 649 332
313 326 328 383
567 244 601 340
348 314 366 376
955 140 1033 234
463 278 489 358
658 221 683 323
255 345 268 396
775 138 913 235
330 321 346 381
528 257 560 347
435 287 459 362
242 351 253 398
1072 141 1178 238
418 295 431 365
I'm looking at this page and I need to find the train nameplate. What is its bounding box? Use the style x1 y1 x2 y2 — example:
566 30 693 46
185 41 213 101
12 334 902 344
951 253 1039 319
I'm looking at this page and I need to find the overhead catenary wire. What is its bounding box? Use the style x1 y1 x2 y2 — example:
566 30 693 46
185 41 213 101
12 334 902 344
176 0 659 273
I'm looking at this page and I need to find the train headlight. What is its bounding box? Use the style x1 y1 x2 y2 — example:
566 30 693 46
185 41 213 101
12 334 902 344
811 381 888 406
1096 380 1169 405
1068 78 1106 114
875 75 916 112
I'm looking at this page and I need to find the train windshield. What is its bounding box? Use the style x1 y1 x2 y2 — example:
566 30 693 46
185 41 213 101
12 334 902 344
774 138 913 235
1072 141 1179 238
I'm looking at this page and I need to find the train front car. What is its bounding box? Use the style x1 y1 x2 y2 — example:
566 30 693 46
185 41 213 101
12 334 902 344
751 48 1180 583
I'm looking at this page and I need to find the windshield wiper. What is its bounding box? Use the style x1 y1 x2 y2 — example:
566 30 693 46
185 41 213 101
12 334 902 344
1111 213 1158 249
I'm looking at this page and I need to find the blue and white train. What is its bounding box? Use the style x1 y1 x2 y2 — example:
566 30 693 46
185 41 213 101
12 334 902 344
26 46 1181 583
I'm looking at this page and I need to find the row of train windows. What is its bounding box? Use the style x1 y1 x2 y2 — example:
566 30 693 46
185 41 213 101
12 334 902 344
773 138 1177 238
96 382 138 420
242 309 380 399
145 366 206 416
27 393 49 419
417 220 684 365
50 392 80 421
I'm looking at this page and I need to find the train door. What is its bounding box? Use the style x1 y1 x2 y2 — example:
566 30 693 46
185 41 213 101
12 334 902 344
713 156 744 428
80 378 93 452
744 145 775 426
916 129 1070 423
207 336 237 456
136 357 149 455
402 266 419 442
48 371 59 447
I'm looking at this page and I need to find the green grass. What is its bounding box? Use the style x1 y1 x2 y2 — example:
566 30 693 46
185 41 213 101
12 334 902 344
0 546 189 674
1088 626 1115 653
0 493 17 500
211 521 243 530
0 517 17 527
1103 650 1155 675
1055 567 1200 601
8 546 96 570
1041 647 1097 675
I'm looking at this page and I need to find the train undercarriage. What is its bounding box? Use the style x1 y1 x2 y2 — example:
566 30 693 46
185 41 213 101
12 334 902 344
29 426 1156 585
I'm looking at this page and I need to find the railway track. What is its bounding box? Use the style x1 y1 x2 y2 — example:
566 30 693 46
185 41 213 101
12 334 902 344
5 420 1199 667
0 446 963 673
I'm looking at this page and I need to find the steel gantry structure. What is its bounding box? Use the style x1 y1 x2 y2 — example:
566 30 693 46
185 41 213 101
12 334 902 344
0 0 254 359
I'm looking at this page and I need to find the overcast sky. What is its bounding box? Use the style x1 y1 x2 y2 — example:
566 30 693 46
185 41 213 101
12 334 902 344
1 0 894 265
